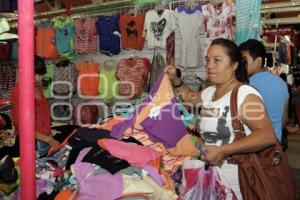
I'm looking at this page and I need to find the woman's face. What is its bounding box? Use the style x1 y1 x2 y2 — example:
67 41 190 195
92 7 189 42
35 74 43 86
205 44 237 85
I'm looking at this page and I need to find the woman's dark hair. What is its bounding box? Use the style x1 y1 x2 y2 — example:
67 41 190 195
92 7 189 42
34 55 46 75
210 38 249 83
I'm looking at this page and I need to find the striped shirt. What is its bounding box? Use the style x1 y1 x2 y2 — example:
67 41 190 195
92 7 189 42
116 57 150 99
75 17 98 55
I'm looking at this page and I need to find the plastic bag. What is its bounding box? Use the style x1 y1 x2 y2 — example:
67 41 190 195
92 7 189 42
179 160 237 200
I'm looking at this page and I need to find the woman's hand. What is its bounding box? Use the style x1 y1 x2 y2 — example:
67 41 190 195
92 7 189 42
200 145 227 166
165 65 181 86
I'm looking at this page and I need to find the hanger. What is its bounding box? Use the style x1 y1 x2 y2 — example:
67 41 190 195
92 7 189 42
103 59 115 71
185 0 197 9
210 0 223 14
128 4 139 16
155 0 166 16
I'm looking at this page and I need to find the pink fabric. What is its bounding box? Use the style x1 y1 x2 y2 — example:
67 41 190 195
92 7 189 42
98 138 162 168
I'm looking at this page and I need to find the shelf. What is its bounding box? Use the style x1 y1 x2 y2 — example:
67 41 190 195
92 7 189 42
262 16 300 25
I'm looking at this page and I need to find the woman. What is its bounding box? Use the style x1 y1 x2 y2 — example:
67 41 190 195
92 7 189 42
166 38 277 198
11 56 59 157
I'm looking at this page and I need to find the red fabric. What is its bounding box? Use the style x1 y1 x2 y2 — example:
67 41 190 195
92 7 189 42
10 84 50 135
0 42 12 61
116 57 150 99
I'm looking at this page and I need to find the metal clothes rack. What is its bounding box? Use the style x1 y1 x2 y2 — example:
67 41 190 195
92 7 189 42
7 0 212 27
5 1 300 27
261 1 300 25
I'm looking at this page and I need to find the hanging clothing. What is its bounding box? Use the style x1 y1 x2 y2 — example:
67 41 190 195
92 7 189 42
202 2 235 53
76 60 100 96
144 9 177 49
235 0 261 45
42 62 55 98
53 60 78 96
74 17 98 55
119 14 145 50
99 66 119 102
176 5 205 68
166 31 175 66
96 15 121 56
116 57 150 99
35 23 59 59
0 63 16 92
53 17 75 59
148 51 165 91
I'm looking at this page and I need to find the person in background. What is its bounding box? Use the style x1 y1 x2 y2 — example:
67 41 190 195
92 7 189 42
10 56 59 157
279 73 292 151
167 38 277 199
239 39 289 143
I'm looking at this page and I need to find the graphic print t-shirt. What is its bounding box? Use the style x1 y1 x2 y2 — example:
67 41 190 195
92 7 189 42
119 14 145 50
198 85 262 145
144 9 177 49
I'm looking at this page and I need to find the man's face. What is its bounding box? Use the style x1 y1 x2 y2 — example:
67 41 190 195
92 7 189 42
241 50 260 76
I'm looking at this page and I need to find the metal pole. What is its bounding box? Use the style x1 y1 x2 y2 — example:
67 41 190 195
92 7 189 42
18 0 36 199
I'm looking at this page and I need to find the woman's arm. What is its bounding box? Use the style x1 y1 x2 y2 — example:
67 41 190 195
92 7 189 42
166 65 202 106
36 132 59 146
201 94 277 165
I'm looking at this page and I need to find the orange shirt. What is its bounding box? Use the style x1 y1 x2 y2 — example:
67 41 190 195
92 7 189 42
76 60 100 96
119 14 145 50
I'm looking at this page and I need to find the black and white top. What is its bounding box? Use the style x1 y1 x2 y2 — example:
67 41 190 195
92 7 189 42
144 9 176 49
198 85 262 199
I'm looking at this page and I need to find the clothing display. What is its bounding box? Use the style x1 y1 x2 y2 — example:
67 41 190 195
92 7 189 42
166 31 175 66
42 62 55 98
99 65 119 102
202 2 235 53
148 50 165 91
96 15 121 56
119 14 145 50
53 60 78 96
116 57 150 99
74 17 98 54
3 1 299 199
144 9 176 49
235 0 261 45
53 17 75 59
76 60 100 96
35 24 59 59
0 63 16 92
176 5 205 68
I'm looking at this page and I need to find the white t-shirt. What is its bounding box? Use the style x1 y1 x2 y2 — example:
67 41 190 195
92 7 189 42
198 85 262 199
144 9 177 49
175 6 205 68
